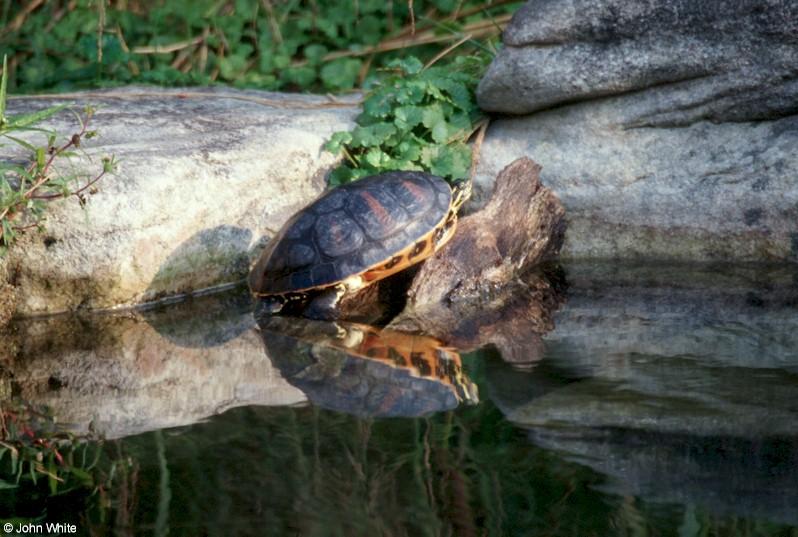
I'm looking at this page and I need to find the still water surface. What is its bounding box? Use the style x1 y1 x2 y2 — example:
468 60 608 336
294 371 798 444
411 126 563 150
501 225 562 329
2 262 798 536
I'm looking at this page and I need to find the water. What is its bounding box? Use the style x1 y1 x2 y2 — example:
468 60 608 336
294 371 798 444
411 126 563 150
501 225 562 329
1 262 797 536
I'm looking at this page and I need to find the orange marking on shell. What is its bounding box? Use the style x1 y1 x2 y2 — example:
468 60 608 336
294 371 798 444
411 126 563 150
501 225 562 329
401 179 430 205
360 191 392 227
409 239 429 258
325 220 344 250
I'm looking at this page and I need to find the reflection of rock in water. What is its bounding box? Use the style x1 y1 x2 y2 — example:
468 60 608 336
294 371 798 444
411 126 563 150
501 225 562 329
547 262 798 373
1 288 304 438
491 261 798 526
259 316 478 417
527 427 798 526
141 283 254 348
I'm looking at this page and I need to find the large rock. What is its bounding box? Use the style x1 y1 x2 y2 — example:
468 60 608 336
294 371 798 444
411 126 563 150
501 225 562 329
476 0 798 261
1 87 358 317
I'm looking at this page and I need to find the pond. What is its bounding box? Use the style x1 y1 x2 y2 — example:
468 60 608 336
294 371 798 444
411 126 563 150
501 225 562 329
1 261 797 536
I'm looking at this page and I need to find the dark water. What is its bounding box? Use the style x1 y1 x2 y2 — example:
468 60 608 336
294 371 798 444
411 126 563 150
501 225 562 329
2 262 798 536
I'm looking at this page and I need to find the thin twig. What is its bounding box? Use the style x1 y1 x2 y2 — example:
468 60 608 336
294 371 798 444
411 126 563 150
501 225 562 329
260 0 283 44
132 35 205 55
4 0 45 33
97 0 106 64
292 15 510 67
423 33 472 70
198 27 210 73
469 118 490 183
30 168 109 201
114 23 140 75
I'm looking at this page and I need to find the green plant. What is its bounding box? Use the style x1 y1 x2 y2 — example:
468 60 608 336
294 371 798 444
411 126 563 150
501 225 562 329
0 56 116 255
324 54 489 185
0 400 105 496
1 1 517 94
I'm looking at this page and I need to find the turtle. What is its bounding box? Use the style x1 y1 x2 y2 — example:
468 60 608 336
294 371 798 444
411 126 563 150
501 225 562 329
258 315 478 416
249 171 471 319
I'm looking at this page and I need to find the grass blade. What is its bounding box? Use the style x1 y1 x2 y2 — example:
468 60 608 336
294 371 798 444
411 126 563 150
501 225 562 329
8 103 69 129
0 55 7 122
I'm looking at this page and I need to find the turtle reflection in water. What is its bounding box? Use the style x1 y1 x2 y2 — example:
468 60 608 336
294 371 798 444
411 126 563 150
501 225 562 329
258 316 478 417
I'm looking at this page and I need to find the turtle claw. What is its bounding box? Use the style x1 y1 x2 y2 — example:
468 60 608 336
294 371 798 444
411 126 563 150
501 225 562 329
254 296 286 318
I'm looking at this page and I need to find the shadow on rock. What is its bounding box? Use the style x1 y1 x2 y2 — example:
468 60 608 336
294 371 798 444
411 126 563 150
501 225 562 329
258 315 478 417
145 224 252 305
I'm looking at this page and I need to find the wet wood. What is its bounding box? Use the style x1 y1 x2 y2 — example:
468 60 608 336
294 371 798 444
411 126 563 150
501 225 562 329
390 267 565 368
388 157 567 362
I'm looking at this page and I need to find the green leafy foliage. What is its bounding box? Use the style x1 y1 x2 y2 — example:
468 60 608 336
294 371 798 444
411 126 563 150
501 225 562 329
0 400 106 496
324 55 488 184
0 56 117 254
1 1 518 94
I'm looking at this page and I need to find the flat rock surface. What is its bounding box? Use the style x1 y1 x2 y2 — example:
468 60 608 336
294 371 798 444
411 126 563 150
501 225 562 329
474 0 798 262
1 87 358 317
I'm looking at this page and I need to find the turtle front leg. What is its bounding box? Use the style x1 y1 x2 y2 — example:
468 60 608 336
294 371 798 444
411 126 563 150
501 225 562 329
303 284 348 320
253 295 286 318
303 275 365 320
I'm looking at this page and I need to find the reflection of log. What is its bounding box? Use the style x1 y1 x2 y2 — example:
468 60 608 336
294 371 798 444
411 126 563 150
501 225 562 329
390 158 567 364
391 269 564 367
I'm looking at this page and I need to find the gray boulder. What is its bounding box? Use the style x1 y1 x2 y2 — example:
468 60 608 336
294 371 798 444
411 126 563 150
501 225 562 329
1 87 358 317
476 0 798 261
479 0 798 119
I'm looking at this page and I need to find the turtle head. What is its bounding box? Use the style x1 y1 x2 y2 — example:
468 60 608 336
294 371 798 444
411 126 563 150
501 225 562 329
450 178 472 212
253 295 286 318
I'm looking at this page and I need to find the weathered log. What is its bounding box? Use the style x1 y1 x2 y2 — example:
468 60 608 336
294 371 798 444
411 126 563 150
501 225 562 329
407 158 565 304
389 157 567 361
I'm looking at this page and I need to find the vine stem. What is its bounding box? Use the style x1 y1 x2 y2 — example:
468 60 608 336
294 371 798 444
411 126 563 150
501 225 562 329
0 108 93 243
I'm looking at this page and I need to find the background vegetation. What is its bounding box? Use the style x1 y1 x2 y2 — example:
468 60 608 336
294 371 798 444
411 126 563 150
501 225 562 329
0 0 518 251
1 0 517 94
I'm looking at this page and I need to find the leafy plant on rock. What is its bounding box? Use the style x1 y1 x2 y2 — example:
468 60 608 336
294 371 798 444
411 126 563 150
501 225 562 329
324 55 489 185
0 56 116 255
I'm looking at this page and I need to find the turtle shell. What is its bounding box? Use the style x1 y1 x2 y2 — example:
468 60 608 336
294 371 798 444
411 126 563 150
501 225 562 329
258 316 479 416
250 171 453 295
